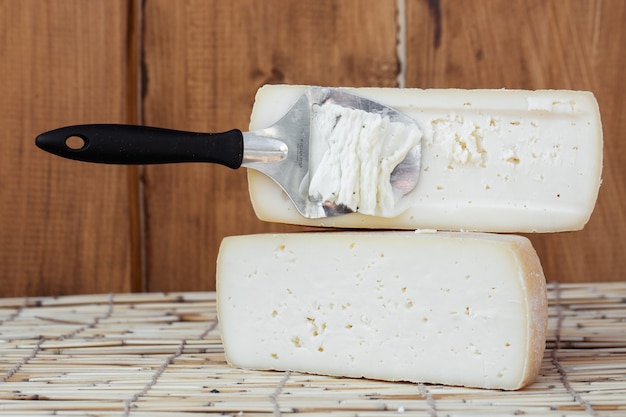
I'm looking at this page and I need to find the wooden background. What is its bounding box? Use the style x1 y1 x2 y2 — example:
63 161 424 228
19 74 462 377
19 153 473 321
0 0 624 297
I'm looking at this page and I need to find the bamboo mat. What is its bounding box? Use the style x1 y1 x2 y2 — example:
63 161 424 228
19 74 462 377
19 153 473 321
0 283 624 416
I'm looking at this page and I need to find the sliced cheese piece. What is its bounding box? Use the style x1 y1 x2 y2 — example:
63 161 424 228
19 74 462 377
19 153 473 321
308 101 422 217
217 231 548 390
247 85 603 232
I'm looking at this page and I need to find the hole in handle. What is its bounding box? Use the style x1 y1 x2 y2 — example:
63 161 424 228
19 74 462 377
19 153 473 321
65 135 88 151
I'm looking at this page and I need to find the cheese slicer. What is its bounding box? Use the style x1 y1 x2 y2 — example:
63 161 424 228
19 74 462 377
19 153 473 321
35 87 420 218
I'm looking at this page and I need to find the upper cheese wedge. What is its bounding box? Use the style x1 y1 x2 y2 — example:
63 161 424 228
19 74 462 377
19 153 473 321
247 85 603 232
217 231 548 390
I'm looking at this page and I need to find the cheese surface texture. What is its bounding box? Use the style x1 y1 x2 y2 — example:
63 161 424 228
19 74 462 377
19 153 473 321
309 102 422 216
247 85 603 232
217 231 548 390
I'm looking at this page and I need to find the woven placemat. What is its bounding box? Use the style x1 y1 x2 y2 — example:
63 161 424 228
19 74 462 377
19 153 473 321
0 282 624 416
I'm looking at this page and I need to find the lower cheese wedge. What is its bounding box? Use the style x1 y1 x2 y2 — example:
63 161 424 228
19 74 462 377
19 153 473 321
247 85 603 232
217 231 548 390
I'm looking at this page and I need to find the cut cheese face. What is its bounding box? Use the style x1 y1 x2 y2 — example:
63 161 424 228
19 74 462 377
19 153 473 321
217 231 548 390
247 85 603 232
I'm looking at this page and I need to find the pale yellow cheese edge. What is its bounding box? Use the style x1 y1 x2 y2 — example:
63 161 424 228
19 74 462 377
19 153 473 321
510 236 548 389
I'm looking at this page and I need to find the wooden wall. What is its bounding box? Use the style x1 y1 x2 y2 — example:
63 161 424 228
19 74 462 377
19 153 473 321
1 0 624 297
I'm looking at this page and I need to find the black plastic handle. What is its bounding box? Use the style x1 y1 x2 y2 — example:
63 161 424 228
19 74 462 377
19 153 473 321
35 124 244 169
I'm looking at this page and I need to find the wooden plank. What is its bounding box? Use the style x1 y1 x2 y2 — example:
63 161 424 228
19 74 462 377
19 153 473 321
141 0 400 291
406 0 625 282
0 0 136 296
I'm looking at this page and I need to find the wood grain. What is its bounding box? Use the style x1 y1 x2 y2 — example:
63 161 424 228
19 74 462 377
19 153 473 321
406 0 625 282
2 0 624 297
0 1 135 296
140 0 400 292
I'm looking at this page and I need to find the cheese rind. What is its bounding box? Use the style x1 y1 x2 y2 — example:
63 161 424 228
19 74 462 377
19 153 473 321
247 85 603 232
216 231 548 390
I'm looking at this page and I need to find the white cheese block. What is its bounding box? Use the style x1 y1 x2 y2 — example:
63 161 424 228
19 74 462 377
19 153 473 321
217 231 548 390
247 85 603 232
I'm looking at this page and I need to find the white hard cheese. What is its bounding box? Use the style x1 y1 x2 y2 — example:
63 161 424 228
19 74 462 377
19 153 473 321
217 231 548 390
247 85 603 232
